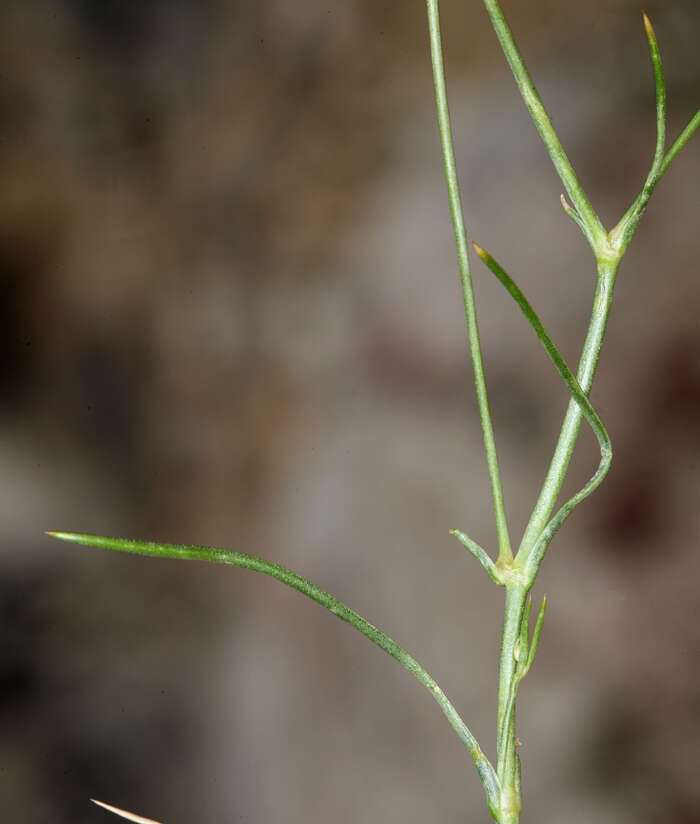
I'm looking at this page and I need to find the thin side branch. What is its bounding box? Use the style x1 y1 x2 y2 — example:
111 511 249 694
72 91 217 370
426 0 513 565
482 0 606 252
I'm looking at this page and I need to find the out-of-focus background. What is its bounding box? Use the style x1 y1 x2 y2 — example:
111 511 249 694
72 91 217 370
1 1 699 822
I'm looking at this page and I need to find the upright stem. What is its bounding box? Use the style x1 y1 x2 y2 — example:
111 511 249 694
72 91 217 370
426 0 512 563
518 259 619 562
496 583 528 822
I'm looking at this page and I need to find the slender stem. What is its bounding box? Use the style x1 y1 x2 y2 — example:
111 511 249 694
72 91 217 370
518 260 618 561
482 0 607 252
426 0 512 564
496 583 528 819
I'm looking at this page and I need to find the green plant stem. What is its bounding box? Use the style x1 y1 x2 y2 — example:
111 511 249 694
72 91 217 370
47 530 501 812
53 6 699 824
496 584 527 773
517 259 618 566
482 0 606 252
488 256 619 822
426 0 512 565
496 583 528 823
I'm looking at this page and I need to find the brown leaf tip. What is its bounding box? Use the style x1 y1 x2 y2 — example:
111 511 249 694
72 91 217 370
471 241 487 260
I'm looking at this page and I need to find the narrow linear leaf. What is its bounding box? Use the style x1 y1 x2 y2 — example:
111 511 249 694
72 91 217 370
449 529 504 585
481 0 606 251
91 799 164 824
496 653 520 781
642 13 666 178
559 193 590 242
496 595 545 780
611 13 667 250
521 596 546 679
660 108 700 179
516 598 532 663
471 245 612 576
48 530 500 805
611 19 697 252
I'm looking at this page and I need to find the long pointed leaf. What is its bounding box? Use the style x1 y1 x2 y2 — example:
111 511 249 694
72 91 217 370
471 245 612 577
643 13 666 180
48 530 500 808
610 17 697 254
482 0 606 252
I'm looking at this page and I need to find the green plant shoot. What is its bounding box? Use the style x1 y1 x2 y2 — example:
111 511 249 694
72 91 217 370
50 1 699 821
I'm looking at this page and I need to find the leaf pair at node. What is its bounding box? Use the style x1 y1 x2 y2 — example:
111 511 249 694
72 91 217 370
562 13 700 257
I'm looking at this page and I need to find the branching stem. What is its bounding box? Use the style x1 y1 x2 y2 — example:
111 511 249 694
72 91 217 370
50 4 698 824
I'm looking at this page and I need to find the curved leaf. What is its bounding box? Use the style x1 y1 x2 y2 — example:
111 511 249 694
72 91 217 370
471 245 612 578
48 530 500 808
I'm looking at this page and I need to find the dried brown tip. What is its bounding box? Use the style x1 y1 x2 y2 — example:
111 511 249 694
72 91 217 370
471 241 487 260
642 12 654 40
559 193 572 212
91 799 164 824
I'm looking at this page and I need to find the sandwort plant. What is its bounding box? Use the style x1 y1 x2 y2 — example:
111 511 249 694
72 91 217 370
49 1 699 821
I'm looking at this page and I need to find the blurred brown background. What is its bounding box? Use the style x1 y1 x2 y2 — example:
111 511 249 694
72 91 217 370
1 1 699 822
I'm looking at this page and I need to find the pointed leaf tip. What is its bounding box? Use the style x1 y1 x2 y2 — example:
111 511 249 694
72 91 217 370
46 531 76 542
471 241 487 260
642 12 654 39
91 799 164 824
